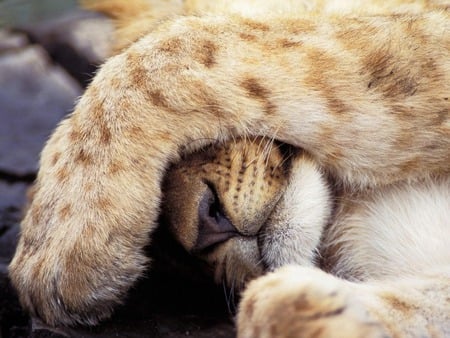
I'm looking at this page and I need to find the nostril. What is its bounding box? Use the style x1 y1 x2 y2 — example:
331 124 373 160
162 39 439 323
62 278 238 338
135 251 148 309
192 182 238 253
207 188 221 219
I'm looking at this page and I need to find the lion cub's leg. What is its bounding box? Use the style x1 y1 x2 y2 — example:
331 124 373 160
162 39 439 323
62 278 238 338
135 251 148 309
238 265 450 338
237 266 388 338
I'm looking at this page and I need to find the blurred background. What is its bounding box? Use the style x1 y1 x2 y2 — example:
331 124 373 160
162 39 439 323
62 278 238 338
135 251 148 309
0 0 78 27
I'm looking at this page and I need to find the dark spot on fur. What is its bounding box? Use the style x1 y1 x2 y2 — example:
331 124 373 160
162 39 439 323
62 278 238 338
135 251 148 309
89 97 113 145
108 162 124 175
241 77 276 114
130 69 147 89
59 204 72 221
239 33 257 42
51 152 61 166
100 125 112 145
158 37 183 54
242 77 269 98
127 125 146 139
126 53 149 87
381 294 418 314
56 166 69 182
69 129 82 143
30 204 43 223
196 40 217 68
242 19 270 32
149 90 171 110
74 148 93 166
304 48 352 115
96 197 113 211
364 51 422 99
278 38 302 48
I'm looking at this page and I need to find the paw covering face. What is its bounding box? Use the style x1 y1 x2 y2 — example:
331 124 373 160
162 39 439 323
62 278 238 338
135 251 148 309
162 137 331 288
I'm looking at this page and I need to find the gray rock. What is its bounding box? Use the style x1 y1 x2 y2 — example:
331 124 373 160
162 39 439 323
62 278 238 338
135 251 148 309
0 181 28 211
25 10 113 86
0 30 28 52
0 223 20 262
0 45 82 175
0 181 27 261
0 170 27 258
0 263 29 337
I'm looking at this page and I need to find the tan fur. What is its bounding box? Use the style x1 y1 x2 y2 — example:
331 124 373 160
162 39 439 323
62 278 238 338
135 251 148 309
163 137 449 337
8 0 450 332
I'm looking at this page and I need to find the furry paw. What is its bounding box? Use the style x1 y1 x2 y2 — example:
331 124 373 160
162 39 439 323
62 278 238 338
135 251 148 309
237 266 388 338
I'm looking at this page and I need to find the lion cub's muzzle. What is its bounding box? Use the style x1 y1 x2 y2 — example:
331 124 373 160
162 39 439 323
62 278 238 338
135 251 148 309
161 138 294 286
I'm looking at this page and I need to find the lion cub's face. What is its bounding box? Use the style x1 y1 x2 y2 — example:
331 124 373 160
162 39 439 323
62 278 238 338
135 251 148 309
162 138 332 289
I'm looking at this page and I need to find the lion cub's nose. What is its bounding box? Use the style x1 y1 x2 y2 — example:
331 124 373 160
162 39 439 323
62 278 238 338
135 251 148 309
192 183 238 253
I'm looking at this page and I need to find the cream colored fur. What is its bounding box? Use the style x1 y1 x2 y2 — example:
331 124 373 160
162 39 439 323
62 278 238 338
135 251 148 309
163 139 449 337
7 0 450 336
240 162 450 337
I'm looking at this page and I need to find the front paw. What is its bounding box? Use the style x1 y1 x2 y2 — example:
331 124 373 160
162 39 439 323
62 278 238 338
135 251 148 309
237 266 388 338
8 222 149 326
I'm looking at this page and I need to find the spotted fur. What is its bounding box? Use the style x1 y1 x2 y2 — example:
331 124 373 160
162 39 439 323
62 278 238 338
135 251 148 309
163 137 449 337
8 0 450 332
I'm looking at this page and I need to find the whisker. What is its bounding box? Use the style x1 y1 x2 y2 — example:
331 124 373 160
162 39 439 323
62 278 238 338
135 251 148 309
273 150 294 174
222 280 232 315
263 135 277 170
243 155 258 169
230 278 237 314
256 135 266 155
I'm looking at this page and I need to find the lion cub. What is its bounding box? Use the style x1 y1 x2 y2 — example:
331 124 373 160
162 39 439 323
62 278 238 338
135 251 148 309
8 0 449 336
163 137 449 337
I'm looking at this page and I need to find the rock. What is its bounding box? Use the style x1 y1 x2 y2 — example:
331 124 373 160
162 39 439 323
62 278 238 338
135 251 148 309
0 223 20 263
0 264 30 338
0 177 29 262
0 181 28 262
24 10 114 86
0 30 28 52
0 181 28 214
0 45 82 175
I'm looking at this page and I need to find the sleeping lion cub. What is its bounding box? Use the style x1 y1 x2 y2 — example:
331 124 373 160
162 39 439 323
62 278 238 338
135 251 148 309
8 0 450 337
163 137 449 337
